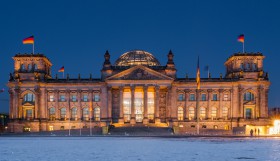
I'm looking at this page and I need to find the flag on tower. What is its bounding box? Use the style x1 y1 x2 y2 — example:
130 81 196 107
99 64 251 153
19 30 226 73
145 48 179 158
22 36 34 44
196 56 200 90
58 66 65 72
237 34 244 43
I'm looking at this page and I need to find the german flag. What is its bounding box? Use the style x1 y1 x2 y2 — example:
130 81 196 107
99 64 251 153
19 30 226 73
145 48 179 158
237 34 244 43
58 66 65 72
196 56 200 90
22 36 34 44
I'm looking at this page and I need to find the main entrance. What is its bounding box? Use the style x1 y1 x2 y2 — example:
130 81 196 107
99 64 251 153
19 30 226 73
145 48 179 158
135 89 144 122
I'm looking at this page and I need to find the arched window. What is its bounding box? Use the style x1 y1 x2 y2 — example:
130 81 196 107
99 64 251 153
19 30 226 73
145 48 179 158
189 107 195 120
240 63 244 70
94 107 100 121
244 92 254 101
49 107 55 120
60 108 66 120
21 64 25 70
28 64 32 71
200 107 206 120
83 107 89 120
71 107 77 120
222 107 228 118
34 64 38 70
23 93 35 102
211 107 217 119
177 107 184 121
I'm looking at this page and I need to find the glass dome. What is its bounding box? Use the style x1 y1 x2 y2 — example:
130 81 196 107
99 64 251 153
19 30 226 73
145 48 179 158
115 50 161 66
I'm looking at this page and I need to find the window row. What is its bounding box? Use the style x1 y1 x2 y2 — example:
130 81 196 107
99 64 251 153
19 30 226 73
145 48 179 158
48 107 100 121
177 107 229 121
177 93 229 101
240 63 258 71
48 94 100 102
20 64 38 71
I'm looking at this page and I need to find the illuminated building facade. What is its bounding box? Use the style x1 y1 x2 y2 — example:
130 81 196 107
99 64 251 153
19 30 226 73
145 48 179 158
7 50 270 133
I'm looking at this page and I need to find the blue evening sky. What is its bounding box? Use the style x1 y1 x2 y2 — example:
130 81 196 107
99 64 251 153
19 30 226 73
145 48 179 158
0 0 279 113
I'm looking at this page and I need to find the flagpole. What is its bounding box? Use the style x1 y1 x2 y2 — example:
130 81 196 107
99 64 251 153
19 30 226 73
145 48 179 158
243 42 245 53
33 43 35 54
63 71 64 79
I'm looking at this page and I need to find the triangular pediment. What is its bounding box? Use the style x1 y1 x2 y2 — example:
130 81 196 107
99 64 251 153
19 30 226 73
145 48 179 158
243 101 256 106
106 65 173 81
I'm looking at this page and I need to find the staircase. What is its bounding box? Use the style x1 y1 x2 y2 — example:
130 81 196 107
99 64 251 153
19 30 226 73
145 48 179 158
108 124 172 136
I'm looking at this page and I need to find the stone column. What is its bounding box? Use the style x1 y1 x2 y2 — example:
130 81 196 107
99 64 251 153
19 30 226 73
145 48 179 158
166 86 172 121
130 86 136 124
77 90 82 120
66 90 71 120
238 87 244 118
19 98 23 119
34 88 40 119
8 89 14 119
14 88 20 119
232 86 239 118
107 87 112 121
207 89 212 120
118 86 124 124
55 90 59 119
155 85 160 124
89 89 93 120
184 89 190 120
218 89 223 119
143 86 148 124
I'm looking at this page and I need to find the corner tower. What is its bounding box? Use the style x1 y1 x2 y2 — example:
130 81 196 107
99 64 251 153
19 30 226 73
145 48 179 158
224 52 267 80
11 53 52 81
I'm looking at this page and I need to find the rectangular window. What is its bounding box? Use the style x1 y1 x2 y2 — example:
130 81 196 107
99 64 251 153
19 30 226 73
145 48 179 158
60 95 65 102
71 95 77 102
201 94 206 101
178 94 184 101
49 95 54 102
189 94 195 101
82 95 88 102
212 94 218 101
93 94 100 102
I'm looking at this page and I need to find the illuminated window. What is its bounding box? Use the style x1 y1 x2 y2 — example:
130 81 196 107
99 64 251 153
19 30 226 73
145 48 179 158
222 107 228 118
49 95 54 102
60 95 66 102
147 92 154 121
178 107 184 121
244 92 254 101
60 108 66 119
94 107 100 121
123 91 131 122
26 109 33 119
24 93 35 102
93 94 100 102
71 107 77 119
135 89 144 122
189 107 195 120
49 107 55 120
71 95 77 102
224 94 229 101
82 95 88 102
201 94 206 101
212 94 218 101
189 94 195 101
200 107 206 120
246 108 252 119
178 94 184 101
211 107 217 119
83 107 89 120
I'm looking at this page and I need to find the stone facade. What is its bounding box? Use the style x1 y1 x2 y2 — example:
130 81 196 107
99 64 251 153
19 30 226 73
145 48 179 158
7 50 271 133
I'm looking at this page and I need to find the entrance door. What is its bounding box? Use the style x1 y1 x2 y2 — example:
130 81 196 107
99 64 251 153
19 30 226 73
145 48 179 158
246 108 252 119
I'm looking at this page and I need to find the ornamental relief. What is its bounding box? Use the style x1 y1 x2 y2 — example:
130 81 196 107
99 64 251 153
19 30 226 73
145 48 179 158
119 68 165 80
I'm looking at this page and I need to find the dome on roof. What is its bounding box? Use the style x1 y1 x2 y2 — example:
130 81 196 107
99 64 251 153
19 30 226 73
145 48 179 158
115 50 161 66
